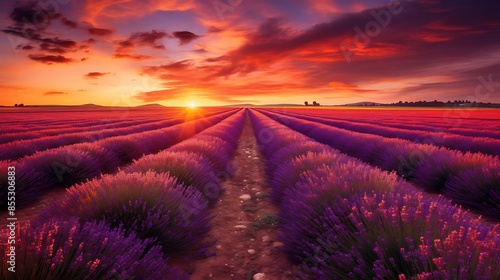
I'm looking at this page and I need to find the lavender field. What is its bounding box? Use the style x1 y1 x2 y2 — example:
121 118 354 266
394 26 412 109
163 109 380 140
0 106 499 279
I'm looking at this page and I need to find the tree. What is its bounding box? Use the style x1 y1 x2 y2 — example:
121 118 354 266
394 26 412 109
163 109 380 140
304 101 309 106
312 101 317 106
14 104 18 107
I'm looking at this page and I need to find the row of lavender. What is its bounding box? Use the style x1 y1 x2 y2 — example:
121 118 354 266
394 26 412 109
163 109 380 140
283 109 500 139
0 109 233 160
258 109 500 221
0 114 155 134
0 109 230 144
0 117 159 144
273 110 500 156
249 109 500 279
1 110 246 279
0 109 238 208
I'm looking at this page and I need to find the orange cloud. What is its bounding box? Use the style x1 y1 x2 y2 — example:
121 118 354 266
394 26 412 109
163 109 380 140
84 72 110 79
82 0 198 25
44 91 68 95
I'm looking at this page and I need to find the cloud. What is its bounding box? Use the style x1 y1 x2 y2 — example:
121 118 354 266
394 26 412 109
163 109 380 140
61 17 78 28
87 27 114 36
28 54 75 64
84 72 110 79
172 31 200 45
16 45 34 50
3 2 85 59
142 60 193 74
81 0 199 25
44 91 68 95
113 53 152 60
8 1 60 29
114 30 170 59
37 37 78 54
83 38 97 44
117 30 170 50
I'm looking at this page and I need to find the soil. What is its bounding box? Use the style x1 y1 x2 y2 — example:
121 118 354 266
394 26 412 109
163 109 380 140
187 116 294 280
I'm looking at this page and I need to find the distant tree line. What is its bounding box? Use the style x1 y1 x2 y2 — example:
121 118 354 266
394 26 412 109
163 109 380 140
304 101 321 106
388 100 487 107
349 100 499 108
14 104 25 107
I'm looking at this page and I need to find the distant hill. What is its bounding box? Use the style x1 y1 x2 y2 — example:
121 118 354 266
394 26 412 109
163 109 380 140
136 103 166 108
342 101 382 106
80 104 103 108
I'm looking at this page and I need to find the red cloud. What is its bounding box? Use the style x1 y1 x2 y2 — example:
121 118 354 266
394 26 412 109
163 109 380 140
84 72 110 79
87 27 114 36
44 91 68 95
172 31 200 45
28 54 75 64
114 30 170 60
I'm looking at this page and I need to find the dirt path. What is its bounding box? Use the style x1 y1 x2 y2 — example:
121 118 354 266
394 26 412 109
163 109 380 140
189 115 293 280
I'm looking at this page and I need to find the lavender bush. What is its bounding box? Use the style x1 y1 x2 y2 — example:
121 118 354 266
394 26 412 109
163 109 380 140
39 172 212 255
124 151 221 204
0 218 187 279
266 141 329 177
271 151 349 205
99 137 147 165
444 161 500 221
412 150 494 193
169 139 232 172
281 172 500 279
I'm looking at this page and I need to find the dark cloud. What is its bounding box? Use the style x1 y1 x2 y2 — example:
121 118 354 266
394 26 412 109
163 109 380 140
2 28 41 41
117 30 169 50
114 30 170 60
28 54 75 64
9 2 60 28
16 45 34 50
142 60 193 74
3 2 91 64
44 91 68 95
113 53 152 60
87 27 114 36
172 31 200 45
37 37 78 53
83 38 97 44
61 17 78 28
84 72 110 79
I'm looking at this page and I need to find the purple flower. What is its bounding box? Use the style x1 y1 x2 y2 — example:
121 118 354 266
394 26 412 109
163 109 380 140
38 172 212 256
0 217 188 279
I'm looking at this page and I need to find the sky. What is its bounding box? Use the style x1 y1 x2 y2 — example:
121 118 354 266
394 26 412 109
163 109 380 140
0 0 499 106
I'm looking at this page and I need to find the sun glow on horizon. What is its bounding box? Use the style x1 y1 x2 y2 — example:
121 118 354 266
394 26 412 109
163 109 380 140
188 101 197 108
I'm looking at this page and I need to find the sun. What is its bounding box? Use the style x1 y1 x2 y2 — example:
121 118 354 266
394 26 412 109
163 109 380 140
188 101 197 108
